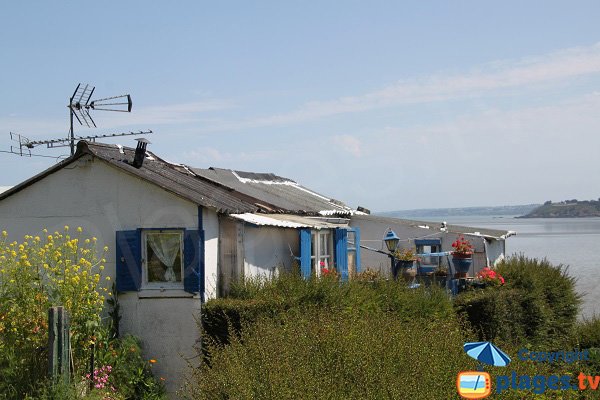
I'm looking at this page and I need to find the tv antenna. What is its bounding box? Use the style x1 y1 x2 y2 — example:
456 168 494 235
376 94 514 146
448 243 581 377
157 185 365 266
7 83 152 157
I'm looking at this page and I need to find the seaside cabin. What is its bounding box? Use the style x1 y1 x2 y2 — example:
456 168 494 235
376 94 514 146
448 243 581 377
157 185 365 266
350 214 514 277
0 140 514 394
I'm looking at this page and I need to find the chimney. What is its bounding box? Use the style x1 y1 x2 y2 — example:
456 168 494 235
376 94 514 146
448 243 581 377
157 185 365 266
132 138 150 168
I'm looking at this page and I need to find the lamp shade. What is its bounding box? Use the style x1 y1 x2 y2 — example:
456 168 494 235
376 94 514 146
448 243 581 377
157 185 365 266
383 229 400 252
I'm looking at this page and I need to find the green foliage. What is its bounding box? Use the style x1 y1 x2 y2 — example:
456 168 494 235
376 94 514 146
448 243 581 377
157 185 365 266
94 334 166 400
455 255 580 348
0 227 109 398
185 309 469 400
202 272 454 346
0 228 165 399
573 317 600 349
191 257 591 399
572 317 600 375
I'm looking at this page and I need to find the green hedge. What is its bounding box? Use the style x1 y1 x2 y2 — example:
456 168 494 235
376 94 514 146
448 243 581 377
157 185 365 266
202 273 455 347
188 309 471 400
455 255 580 348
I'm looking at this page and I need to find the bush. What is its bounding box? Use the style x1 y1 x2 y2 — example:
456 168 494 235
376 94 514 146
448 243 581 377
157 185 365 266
0 228 166 399
94 334 166 399
0 227 109 398
455 255 580 348
185 309 469 400
202 272 455 346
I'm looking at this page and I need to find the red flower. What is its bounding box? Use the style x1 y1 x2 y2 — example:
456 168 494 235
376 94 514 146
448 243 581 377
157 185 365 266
476 266 505 285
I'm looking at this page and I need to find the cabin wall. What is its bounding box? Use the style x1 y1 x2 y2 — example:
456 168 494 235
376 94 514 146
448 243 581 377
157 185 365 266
0 156 206 395
350 215 501 276
243 225 298 276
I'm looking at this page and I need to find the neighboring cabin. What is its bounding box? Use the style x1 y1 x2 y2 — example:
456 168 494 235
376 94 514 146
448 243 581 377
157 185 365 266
0 140 513 394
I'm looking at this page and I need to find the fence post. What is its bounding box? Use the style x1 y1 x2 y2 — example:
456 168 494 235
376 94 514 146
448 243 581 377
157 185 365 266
48 306 70 384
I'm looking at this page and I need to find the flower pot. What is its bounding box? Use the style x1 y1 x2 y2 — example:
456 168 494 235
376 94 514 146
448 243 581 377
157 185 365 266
401 266 417 282
452 253 473 276
434 274 448 287
392 259 414 280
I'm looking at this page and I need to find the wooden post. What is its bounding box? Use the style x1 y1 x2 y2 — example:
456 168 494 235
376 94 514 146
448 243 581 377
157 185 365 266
48 306 70 384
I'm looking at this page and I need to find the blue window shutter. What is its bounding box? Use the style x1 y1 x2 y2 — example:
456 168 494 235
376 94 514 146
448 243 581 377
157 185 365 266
116 230 141 291
184 229 203 294
335 228 349 281
354 228 361 273
299 228 311 278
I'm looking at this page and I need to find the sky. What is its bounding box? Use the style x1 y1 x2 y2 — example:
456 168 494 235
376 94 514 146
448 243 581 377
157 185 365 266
1 1 599 211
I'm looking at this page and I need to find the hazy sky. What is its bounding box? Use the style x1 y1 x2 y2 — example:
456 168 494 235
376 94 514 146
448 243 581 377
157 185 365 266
1 1 599 211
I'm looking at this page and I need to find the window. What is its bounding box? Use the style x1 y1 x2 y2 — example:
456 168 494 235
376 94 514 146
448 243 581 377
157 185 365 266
115 228 203 294
311 230 332 276
143 230 184 289
415 238 442 274
299 227 361 281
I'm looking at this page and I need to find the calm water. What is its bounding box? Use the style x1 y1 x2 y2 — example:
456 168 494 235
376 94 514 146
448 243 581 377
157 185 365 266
420 216 600 318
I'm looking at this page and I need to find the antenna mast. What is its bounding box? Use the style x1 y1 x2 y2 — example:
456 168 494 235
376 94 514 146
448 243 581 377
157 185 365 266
7 83 152 158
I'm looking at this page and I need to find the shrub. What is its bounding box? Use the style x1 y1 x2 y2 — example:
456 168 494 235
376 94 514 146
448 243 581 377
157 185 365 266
0 227 109 398
94 334 166 400
455 255 580 348
185 309 469 400
202 272 455 346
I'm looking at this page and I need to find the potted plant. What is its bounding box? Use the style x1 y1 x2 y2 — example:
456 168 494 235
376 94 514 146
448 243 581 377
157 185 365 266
433 266 449 286
392 247 417 281
473 266 505 288
451 236 474 277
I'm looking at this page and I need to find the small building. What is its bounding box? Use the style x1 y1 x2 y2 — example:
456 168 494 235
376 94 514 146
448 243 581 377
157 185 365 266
350 214 514 276
0 140 513 394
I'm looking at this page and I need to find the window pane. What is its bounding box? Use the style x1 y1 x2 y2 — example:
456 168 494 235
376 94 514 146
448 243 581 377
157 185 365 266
319 233 329 257
146 232 182 283
348 251 356 277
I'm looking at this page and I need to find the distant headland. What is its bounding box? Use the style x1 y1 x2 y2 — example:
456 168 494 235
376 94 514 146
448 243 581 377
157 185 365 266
519 199 600 218
379 200 600 219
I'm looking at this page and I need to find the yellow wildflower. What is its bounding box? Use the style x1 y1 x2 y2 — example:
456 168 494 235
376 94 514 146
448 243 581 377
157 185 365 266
77 227 83 233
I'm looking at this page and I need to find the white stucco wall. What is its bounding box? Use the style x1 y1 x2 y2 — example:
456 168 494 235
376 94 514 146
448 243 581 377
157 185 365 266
0 155 208 395
485 239 506 266
350 215 503 276
243 225 298 277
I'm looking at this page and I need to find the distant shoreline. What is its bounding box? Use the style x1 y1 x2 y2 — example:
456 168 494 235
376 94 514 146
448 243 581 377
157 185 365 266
377 204 540 219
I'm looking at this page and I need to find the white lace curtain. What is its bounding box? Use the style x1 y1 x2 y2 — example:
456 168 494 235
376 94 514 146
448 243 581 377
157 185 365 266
147 233 181 282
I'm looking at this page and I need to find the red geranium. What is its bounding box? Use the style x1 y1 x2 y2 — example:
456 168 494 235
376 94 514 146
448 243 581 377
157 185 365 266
451 236 474 256
477 266 505 285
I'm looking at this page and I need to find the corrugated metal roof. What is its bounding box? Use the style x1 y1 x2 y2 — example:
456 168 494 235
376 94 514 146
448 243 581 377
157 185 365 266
192 167 353 216
82 142 259 214
351 214 513 240
230 213 348 229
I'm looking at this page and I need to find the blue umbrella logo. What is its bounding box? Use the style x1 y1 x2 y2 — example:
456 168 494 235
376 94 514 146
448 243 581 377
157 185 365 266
463 341 511 368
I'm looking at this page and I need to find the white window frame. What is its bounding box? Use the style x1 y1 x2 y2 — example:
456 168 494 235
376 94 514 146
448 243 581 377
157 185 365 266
310 230 333 277
141 229 184 290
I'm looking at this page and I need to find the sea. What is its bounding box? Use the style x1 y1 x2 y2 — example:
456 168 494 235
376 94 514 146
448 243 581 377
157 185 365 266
418 215 600 318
